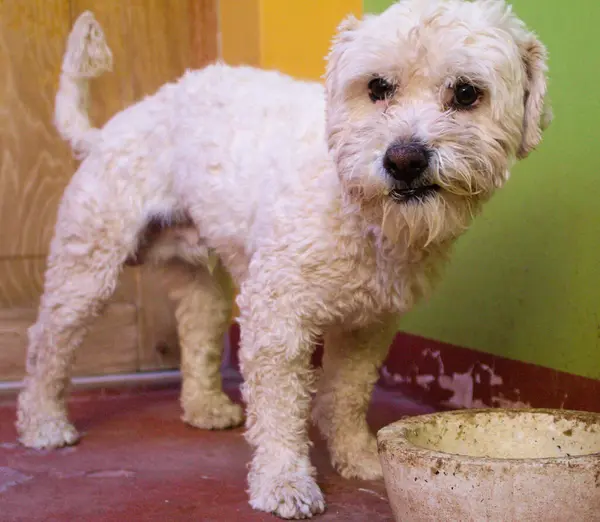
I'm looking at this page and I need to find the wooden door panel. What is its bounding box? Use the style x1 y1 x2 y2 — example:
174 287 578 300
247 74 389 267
0 0 219 381
0 0 74 257
0 258 138 308
0 304 138 381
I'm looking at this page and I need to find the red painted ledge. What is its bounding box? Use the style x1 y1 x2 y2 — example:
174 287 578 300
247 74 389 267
227 324 600 413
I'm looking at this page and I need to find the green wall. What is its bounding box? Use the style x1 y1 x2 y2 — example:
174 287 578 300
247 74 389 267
364 0 600 379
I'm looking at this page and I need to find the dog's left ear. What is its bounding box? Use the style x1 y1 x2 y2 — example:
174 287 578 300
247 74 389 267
517 36 552 159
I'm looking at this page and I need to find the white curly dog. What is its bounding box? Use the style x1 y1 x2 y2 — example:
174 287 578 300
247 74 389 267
17 0 550 518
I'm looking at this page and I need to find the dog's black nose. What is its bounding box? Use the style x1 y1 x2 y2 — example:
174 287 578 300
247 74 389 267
383 143 429 184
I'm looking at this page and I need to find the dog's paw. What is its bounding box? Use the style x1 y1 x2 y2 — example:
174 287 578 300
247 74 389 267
336 448 383 481
249 471 325 519
332 435 383 481
182 393 244 430
18 417 79 450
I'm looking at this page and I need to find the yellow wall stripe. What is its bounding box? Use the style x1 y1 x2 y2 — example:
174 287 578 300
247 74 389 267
260 0 362 80
219 0 362 80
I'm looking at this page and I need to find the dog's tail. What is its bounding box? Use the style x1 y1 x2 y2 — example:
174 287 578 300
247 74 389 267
54 11 112 159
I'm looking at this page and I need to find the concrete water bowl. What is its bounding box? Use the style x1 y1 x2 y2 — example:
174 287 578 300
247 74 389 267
377 409 600 521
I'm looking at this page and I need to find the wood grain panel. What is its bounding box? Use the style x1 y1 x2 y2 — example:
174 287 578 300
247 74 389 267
0 0 220 380
0 258 46 308
0 303 138 381
189 0 219 69
0 258 138 308
0 0 74 257
69 0 218 121
126 0 194 99
137 265 180 371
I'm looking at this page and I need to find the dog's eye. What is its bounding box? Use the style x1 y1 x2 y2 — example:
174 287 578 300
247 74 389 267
453 82 481 108
368 77 395 102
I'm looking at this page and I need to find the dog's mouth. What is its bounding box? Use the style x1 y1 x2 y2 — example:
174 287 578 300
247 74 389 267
389 185 440 202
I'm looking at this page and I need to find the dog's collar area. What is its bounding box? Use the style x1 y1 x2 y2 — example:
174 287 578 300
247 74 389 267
389 184 440 202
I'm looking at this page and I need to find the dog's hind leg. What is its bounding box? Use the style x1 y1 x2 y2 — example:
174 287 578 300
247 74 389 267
313 320 397 480
16 187 144 449
164 260 243 429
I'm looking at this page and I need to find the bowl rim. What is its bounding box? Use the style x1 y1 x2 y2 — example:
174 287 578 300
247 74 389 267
377 408 600 464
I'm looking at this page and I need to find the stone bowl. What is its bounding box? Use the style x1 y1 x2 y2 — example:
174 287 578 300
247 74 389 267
377 409 600 521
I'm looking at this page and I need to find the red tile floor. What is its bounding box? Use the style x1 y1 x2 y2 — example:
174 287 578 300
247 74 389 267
0 377 435 521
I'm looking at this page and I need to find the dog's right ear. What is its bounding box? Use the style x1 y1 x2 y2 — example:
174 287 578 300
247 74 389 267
336 14 361 34
325 14 361 87
325 15 362 152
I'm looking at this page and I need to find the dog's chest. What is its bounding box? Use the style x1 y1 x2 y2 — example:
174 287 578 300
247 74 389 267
309 241 441 329
362 258 430 323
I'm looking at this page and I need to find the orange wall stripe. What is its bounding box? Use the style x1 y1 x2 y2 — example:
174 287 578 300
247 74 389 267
219 0 262 66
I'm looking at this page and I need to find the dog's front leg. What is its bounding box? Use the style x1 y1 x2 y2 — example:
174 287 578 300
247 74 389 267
313 318 397 480
238 291 324 519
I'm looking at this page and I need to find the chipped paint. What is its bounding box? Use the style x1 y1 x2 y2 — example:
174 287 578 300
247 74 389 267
381 348 530 409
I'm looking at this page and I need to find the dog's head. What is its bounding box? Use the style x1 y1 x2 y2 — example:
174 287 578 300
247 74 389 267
326 0 551 246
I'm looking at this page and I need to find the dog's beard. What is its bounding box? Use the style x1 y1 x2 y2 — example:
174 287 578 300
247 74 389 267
342 172 480 248
380 191 479 248
388 145 510 248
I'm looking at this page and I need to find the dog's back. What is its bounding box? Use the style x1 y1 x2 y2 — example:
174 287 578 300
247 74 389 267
53 12 334 280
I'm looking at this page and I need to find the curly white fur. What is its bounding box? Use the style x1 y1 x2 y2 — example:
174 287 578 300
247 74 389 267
17 1 550 518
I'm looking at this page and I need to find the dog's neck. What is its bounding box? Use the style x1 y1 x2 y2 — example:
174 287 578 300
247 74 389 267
305 186 453 321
